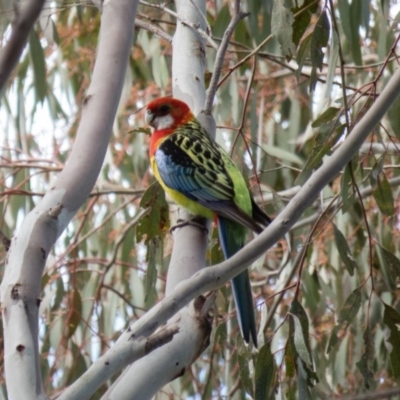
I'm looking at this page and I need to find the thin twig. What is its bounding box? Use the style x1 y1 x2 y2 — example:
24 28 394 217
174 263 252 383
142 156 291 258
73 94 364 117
82 207 151 340
52 195 139 267
263 245 306 331
0 188 145 198
140 0 219 49
231 58 257 154
292 175 400 231
217 34 274 90
328 0 350 128
102 284 143 312
189 0 212 35
374 33 400 83
135 18 172 42
102 207 150 276
204 1 249 112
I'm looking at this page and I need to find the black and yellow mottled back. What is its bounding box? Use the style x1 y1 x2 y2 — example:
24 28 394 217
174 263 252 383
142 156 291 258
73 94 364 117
157 119 233 201
154 118 264 232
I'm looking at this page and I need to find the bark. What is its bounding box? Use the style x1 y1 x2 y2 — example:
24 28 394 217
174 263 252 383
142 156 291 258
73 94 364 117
57 324 179 400
0 1 138 399
100 300 212 400
0 0 45 91
101 1 213 398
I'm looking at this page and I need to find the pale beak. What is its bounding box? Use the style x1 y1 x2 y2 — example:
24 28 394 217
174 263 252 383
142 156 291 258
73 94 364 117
145 109 155 126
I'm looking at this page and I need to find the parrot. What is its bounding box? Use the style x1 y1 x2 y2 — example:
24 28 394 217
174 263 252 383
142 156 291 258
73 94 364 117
145 97 271 346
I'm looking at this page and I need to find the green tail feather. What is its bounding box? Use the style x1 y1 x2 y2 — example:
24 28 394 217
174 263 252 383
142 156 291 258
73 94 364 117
218 216 257 346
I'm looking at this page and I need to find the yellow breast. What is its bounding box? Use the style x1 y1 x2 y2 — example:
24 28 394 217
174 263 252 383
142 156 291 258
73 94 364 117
151 156 214 219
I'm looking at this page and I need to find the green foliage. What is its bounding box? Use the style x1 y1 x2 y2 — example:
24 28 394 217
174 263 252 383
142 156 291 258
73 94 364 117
255 343 276 400
29 30 47 102
272 0 296 60
290 301 312 367
237 335 254 397
337 0 364 65
378 245 400 286
292 0 319 47
356 326 376 390
297 106 344 183
332 222 358 276
387 94 400 139
136 181 170 245
383 304 400 379
370 162 395 216
327 287 363 353
287 299 318 393
310 10 330 90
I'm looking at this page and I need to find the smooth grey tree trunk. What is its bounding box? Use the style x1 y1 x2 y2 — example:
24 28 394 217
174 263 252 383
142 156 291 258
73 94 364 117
0 1 139 398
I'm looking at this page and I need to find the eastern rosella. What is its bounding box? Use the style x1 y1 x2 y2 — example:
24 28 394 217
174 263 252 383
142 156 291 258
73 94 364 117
145 97 271 346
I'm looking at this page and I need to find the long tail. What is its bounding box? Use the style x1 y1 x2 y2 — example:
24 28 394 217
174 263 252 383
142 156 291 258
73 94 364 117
218 216 257 346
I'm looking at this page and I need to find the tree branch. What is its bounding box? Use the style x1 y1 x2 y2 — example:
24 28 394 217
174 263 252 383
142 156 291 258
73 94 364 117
102 1 214 398
0 0 45 91
0 1 139 398
56 71 395 392
57 324 179 400
292 175 400 231
125 59 400 341
134 18 172 42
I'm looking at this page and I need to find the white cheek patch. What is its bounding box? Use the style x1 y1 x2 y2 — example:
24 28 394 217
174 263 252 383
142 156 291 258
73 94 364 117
154 114 174 130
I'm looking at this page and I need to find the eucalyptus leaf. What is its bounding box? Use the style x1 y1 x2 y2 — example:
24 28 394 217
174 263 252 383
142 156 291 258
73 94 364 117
262 143 304 165
370 166 395 216
136 181 170 245
356 326 376 390
29 30 47 102
387 93 400 139
378 245 400 287
271 0 295 60
290 313 312 367
237 335 254 397
310 11 330 91
332 222 358 276
383 303 400 379
327 287 363 353
255 343 275 400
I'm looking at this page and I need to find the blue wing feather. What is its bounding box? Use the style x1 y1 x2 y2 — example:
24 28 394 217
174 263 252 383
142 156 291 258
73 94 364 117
155 146 264 233
155 129 234 202
155 149 198 201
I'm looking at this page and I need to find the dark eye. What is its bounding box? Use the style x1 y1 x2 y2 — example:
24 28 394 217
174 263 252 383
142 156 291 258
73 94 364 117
159 104 170 114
